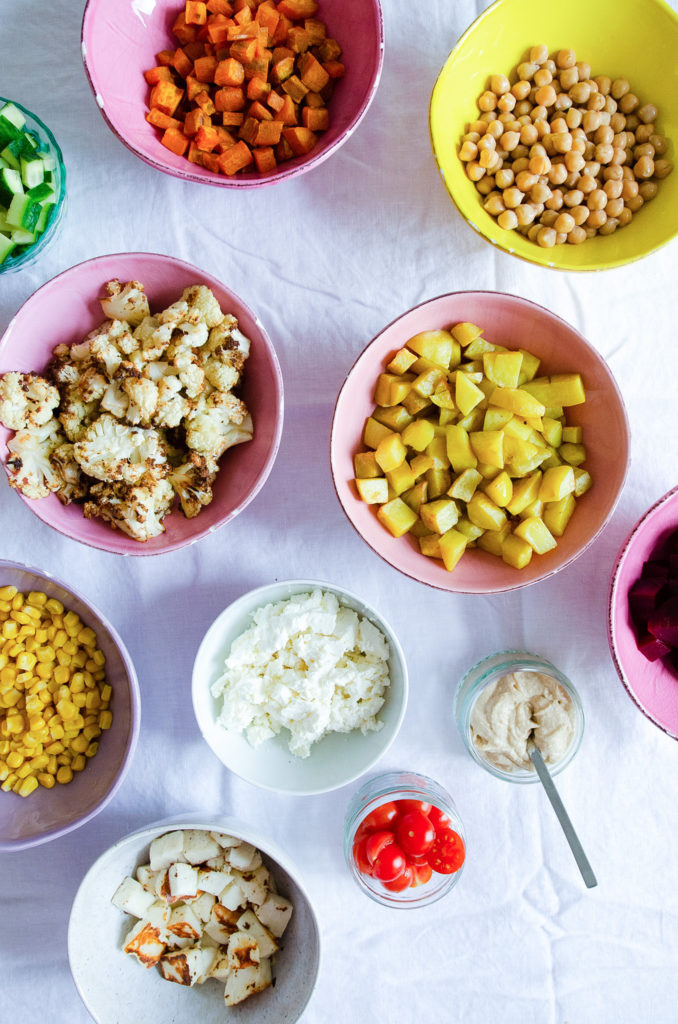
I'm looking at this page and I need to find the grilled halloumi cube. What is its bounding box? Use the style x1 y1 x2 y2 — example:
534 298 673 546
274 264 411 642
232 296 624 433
123 904 170 967
255 893 294 938
197 867 232 896
218 878 246 912
168 862 198 902
159 943 216 986
210 832 241 849
183 829 221 865
237 909 278 958
227 930 260 971
205 853 230 870
191 891 216 923
204 902 240 945
228 842 262 872
136 864 159 891
234 865 270 908
223 958 272 1006
208 946 232 982
111 876 157 918
149 831 185 871
167 904 202 949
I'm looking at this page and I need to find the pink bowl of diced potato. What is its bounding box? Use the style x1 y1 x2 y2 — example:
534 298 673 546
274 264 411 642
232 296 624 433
330 290 630 594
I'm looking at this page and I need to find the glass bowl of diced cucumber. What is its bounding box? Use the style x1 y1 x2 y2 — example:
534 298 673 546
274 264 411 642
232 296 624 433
0 98 66 274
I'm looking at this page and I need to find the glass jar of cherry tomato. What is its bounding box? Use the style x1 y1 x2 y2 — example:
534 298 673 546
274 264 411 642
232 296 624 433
344 771 466 908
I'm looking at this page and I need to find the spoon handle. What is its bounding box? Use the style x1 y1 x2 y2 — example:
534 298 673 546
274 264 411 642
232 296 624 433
528 741 597 889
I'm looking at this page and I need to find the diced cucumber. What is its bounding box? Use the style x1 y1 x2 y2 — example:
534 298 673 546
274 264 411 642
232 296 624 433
41 152 56 171
34 202 54 234
0 103 26 132
0 208 11 231
0 232 16 264
20 155 44 189
6 192 39 231
0 142 21 170
10 227 36 244
0 167 23 206
27 181 53 202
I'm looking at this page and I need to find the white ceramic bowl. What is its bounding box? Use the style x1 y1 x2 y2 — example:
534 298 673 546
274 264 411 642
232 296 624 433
68 814 321 1024
192 580 408 795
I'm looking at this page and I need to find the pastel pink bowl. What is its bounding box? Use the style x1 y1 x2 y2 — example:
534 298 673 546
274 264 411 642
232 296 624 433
81 0 384 189
330 291 630 594
608 487 678 739
0 252 283 555
0 560 139 852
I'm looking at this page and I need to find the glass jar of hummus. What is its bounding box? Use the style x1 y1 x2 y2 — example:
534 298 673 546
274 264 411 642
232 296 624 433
455 652 584 783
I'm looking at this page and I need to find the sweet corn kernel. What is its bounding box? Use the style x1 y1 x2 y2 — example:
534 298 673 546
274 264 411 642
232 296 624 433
6 714 24 733
12 611 33 626
49 723 65 740
45 598 64 615
70 672 85 693
54 665 70 685
83 724 101 741
71 652 87 669
15 652 37 672
23 605 42 621
38 772 55 789
16 671 33 686
16 763 32 779
57 699 76 720
35 645 56 663
11 593 23 610
100 685 112 703
57 753 71 766
0 586 18 601
2 621 18 640
99 710 113 730
72 693 86 709
6 751 24 769
71 754 86 772
70 734 89 754
17 775 40 797
56 766 73 784
85 741 99 758
35 628 48 643
1 773 18 791
53 629 67 649
45 741 64 755
92 649 106 667
29 755 48 770
0 740 9 755
56 650 70 667
46 755 57 773
0 601 11 614
28 715 45 732
85 691 100 710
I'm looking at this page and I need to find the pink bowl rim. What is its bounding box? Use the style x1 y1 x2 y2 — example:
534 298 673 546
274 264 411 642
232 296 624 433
330 289 631 595
0 558 141 852
607 484 678 740
0 251 285 557
80 0 385 190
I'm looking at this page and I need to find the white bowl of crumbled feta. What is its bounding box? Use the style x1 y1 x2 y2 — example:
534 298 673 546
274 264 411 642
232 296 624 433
192 581 409 795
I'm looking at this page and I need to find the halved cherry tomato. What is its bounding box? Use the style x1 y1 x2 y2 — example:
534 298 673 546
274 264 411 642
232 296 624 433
411 861 433 887
361 801 399 832
365 830 395 867
373 843 407 882
382 865 414 892
396 799 433 816
427 828 465 874
353 836 373 876
428 805 452 832
396 811 436 857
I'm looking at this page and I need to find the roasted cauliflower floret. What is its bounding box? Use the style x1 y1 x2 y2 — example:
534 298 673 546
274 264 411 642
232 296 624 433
185 392 253 461
168 452 216 519
174 319 209 349
121 377 159 426
73 413 167 484
171 346 205 399
87 319 135 376
0 372 60 431
46 346 81 389
5 420 64 499
199 320 251 392
181 285 224 328
83 476 174 542
78 364 108 404
100 280 150 327
58 386 99 443
49 443 88 505
154 376 190 429
100 381 129 419
133 316 174 362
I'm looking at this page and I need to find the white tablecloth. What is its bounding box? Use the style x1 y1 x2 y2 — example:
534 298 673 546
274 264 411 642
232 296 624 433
3 1 678 1021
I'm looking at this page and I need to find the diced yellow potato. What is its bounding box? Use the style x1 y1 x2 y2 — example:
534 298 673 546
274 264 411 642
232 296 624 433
539 446 563 469
410 453 434 477
524 415 543 432
506 471 542 516
544 405 564 419
420 498 460 535
503 434 548 476
401 419 436 452
540 416 563 448
446 425 477 472
377 498 418 537
354 451 381 478
448 468 483 502
503 416 532 441
538 465 575 503
409 518 433 538
476 461 501 480
562 425 583 444
429 382 456 410
374 373 413 407
457 408 485 432
419 533 442 557
521 373 586 407
387 347 418 375
483 406 513 431
513 516 557 554
386 461 417 496
438 408 457 427
451 322 483 346
375 433 407 473
490 386 546 418
425 435 450 470
573 467 593 496
412 368 447 398
520 498 544 520
439 528 468 571
470 429 504 469
426 468 452 499
517 349 541 384
465 337 501 357
355 478 389 504
456 373 485 416
467 492 507 531
483 470 513 507
559 442 587 466
543 493 577 537
409 355 439 375
402 480 428 512
477 521 511 555
363 417 393 450
455 516 484 542
406 330 458 369
483 351 523 388
402 390 432 416
501 533 533 569
476 377 496 400
372 405 414 432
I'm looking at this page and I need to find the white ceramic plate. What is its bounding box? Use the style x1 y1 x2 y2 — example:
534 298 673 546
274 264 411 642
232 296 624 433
68 815 321 1024
192 580 409 795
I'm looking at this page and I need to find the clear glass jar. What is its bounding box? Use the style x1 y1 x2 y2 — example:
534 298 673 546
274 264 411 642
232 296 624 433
0 97 67 275
455 650 585 784
344 770 466 908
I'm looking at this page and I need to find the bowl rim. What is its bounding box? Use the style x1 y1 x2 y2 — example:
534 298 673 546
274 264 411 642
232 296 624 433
80 0 385 190
428 0 678 273
192 577 409 795
0 95 67 274
0 558 141 851
68 813 322 1023
0 250 285 557
607 484 678 740
329 288 631 594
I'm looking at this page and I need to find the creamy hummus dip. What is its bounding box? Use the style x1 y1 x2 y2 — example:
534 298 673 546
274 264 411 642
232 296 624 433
470 671 575 772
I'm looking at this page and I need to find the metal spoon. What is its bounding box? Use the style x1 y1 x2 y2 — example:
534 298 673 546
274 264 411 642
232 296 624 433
527 737 597 889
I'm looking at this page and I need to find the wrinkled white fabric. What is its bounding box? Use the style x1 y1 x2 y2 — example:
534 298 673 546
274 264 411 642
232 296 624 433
2 1 678 1022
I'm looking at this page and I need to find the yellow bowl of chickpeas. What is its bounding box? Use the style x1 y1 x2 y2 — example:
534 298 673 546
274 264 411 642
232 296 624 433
430 0 678 270
0 560 139 850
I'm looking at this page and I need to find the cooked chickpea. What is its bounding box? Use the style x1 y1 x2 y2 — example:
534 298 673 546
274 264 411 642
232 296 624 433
582 110 602 133
634 123 654 144
568 82 591 106
478 90 498 112
598 217 619 236
588 92 606 112
621 178 638 201
604 164 624 181
520 123 539 146
587 208 607 229
604 179 623 200
634 155 655 179
637 103 658 125
555 49 576 69
489 73 511 95
653 158 674 179
548 162 569 186
611 78 630 100
553 211 574 233
619 93 639 114
487 119 504 139
564 150 585 173
495 168 515 188
530 44 549 64
512 156 529 173
527 224 542 242
528 154 551 175
566 107 583 129
649 133 667 155
639 181 658 201
618 207 633 226
625 113 640 131
594 75 611 96
571 205 590 225
530 182 552 204
605 197 624 218
567 225 587 244
554 92 572 112
626 194 645 212
545 189 564 210
610 112 626 133
514 170 538 192
518 61 540 81
479 110 497 123
595 143 614 165
515 203 537 226
466 161 486 182
503 186 524 209
497 92 517 113
534 67 553 87
479 148 500 170
587 188 607 210
536 225 557 247
476 175 496 195
563 188 584 207
512 80 532 101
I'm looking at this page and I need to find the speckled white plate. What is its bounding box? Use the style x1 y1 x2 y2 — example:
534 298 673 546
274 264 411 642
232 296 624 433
68 815 321 1024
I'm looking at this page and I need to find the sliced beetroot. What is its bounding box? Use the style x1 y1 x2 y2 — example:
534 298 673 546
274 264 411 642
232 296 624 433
642 560 669 581
647 596 678 648
629 577 665 625
638 632 672 662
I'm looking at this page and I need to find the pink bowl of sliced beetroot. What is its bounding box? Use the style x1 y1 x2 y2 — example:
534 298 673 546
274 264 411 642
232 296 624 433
609 486 678 739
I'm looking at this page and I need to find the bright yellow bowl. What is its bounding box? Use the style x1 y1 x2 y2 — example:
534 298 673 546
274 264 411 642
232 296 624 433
430 0 678 271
